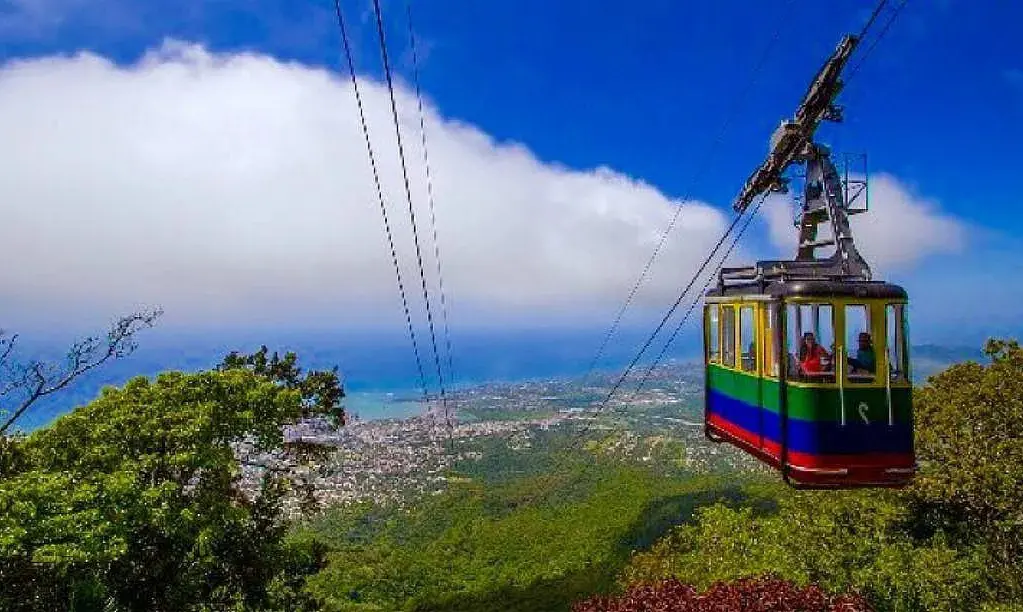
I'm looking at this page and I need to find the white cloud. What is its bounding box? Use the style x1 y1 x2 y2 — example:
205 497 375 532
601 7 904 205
0 42 972 336
760 173 967 275
0 42 733 330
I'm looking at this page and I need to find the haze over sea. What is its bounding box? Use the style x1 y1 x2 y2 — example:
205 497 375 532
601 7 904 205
12 326 703 432
11 317 986 433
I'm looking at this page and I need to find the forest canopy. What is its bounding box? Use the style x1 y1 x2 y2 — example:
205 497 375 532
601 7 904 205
0 348 342 611
0 339 1020 611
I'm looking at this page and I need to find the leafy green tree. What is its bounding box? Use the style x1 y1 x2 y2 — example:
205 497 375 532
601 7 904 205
219 345 345 426
302 466 746 612
623 492 990 612
620 338 1023 612
219 345 347 517
911 338 1023 600
0 359 335 611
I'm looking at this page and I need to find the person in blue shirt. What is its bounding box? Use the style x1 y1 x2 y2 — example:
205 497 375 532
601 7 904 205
848 332 876 374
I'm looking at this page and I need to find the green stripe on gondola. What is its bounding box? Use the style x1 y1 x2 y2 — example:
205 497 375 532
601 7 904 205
707 364 912 424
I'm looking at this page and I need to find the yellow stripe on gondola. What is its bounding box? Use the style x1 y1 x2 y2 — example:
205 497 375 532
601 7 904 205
703 297 910 390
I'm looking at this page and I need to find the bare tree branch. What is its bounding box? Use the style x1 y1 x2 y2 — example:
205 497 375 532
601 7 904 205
0 332 18 369
0 308 163 435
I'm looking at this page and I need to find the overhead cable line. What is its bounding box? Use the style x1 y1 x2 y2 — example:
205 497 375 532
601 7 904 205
846 0 909 82
855 0 889 42
583 0 792 379
556 206 749 459
557 3 794 460
370 0 449 410
331 0 430 400
599 209 747 409
631 193 769 397
565 0 906 464
405 0 457 433
629 0 907 399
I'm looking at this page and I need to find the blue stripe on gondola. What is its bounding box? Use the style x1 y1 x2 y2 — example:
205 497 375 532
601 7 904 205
707 388 912 456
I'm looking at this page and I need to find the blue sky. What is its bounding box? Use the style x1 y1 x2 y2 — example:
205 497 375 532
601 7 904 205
3 0 1019 221
0 0 1020 394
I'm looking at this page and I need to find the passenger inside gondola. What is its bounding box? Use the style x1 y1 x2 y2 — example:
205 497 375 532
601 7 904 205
798 332 832 376
848 332 876 375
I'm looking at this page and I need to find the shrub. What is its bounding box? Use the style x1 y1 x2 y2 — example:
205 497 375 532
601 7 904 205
572 576 873 612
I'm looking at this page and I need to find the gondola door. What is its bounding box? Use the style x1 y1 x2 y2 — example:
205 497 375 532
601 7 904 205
761 301 781 460
736 303 763 450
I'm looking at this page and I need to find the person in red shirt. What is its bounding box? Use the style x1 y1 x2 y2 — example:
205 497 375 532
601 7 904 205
798 332 831 376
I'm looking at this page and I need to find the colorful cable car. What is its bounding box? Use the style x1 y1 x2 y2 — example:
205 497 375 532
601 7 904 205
701 33 915 488
703 281 914 488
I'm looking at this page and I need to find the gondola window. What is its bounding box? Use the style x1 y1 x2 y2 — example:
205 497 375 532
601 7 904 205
739 305 756 373
886 304 910 383
845 304 875 383
706 304 720 363
721 305 736 368
788 303 835 382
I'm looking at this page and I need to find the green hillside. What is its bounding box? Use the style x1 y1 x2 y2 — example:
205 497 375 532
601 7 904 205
2 340 1021 611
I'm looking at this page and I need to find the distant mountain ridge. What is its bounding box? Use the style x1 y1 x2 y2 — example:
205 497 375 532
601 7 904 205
911 344 986 363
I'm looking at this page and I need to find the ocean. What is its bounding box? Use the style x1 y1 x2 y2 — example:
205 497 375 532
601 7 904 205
7 326 703 432
5 323 976 433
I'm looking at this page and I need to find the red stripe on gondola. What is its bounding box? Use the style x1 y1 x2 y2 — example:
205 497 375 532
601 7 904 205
707 413 914 469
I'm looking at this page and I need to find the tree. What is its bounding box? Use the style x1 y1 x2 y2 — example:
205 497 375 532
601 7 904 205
618 338 1023 612
0 363 331 610
910 338 1023 600
219 345 345 426
219 346 347 514
621 493 991 612
0 309 162 434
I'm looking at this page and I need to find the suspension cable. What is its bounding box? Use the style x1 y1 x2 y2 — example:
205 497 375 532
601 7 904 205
331 0 429 400
405 0 457 437
560 0 905 465
599 210 746 409
583 0 792 379
555 206 749 459
847 0 909 81
631 193 769 397
626 0 909 401
855 0 888 41
370 0 449 409
603 0 900 405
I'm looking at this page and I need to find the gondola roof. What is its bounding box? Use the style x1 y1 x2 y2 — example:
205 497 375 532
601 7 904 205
706 278 907 300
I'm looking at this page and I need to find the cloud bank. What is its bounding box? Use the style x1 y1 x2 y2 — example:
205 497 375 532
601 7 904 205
760 174 966 276
0 42 966 332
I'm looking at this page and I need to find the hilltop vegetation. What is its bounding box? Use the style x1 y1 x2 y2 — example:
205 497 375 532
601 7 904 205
0 348 343 611
614 339 1023 612
0 339 1020 611
300 466 765 611
292 338 1023 611
574 577 874 612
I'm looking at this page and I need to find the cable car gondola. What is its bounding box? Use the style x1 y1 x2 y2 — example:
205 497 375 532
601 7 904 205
701 34 915 488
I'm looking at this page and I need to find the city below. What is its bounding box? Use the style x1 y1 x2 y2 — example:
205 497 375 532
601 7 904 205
234 360 765 518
